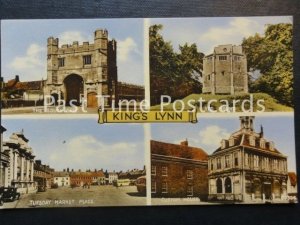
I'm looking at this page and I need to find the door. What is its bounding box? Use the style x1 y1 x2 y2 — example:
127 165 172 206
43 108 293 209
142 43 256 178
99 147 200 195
64 74 83 106
264 183 272 200
87 92 98 108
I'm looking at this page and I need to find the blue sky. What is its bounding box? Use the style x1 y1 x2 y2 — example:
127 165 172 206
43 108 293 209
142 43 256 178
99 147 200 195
2 117 145 172
150 16 292 54
1 19 144 84
151 114 296 172
1 17 292 85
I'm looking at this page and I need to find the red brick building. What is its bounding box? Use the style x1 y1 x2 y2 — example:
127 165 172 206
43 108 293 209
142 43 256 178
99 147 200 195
69 171 93 187
151 140 208 200
118 82 144 101
69 170 105 187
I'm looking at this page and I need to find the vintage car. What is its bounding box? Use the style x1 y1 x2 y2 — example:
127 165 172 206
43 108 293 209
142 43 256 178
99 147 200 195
1 187 21 202
136 176 146 195
37 185 47 192
0 187 4 206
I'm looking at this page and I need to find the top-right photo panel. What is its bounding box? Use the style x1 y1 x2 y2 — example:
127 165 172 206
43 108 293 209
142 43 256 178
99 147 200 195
149 16 293 113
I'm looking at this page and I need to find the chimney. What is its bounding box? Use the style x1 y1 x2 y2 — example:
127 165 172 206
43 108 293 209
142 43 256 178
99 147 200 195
180 139 188 146
15 75 20 82
67 168 69 172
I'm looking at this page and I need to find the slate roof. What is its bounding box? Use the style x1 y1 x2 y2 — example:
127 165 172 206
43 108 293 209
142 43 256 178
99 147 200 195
4 76 44 91
151 140 208 161
212 129 284 157
53 172 70 177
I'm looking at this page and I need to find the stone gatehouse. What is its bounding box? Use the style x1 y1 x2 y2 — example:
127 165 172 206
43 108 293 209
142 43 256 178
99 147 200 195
44 29 117 108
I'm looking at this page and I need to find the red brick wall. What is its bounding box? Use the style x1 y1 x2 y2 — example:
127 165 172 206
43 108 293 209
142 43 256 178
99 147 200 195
152 161 208 199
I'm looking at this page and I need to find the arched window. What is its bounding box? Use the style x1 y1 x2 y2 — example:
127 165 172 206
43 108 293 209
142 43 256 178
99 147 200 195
217 178 223 193
225 177 232 193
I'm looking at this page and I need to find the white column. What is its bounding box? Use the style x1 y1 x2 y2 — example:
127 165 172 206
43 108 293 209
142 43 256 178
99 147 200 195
20 157 24 181
231 176 234 194
222 177 225 194
14 152 18 181
9 151 14 185
26 160 30 180
230 50 234 95
4 167 9 187
30 161 34 182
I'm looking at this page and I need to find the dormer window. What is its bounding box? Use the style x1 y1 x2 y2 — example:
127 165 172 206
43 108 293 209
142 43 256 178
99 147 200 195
269 141 275 151
249 136 255 146
221 139 227 149
260 139 266 149
229 138 235 147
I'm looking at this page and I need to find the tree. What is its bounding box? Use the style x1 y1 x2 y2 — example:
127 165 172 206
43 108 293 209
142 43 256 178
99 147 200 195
242 23 293 106
149 24 204 105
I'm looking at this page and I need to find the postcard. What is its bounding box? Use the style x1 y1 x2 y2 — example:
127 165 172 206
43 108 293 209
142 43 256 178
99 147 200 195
0 16 297 208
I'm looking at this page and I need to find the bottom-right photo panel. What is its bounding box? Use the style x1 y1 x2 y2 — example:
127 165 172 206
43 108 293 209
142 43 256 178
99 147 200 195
150 113 297 205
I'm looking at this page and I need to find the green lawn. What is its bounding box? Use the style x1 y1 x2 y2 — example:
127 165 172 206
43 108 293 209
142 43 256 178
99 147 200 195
151 93 293 112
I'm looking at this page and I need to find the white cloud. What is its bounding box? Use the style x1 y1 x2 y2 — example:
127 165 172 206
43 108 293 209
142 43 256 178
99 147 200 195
58 31 92 46
48 135 143 171
9 43 46 80
198 125 230 150
199 18 261 54
117 37 139 62
116 37 143 85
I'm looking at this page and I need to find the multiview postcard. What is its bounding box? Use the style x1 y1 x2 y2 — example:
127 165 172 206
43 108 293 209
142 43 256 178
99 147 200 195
0 16 297 208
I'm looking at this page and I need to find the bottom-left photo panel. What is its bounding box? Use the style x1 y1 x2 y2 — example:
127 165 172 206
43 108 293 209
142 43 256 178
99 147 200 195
0 116 147 208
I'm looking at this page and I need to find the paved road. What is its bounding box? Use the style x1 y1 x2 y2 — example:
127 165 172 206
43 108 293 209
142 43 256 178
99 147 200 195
1 185 146 208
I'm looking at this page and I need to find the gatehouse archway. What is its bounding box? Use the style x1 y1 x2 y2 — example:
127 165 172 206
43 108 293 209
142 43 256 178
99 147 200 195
64 74 83 106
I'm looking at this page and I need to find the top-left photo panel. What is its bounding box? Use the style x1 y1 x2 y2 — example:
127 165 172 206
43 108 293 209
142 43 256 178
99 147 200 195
1 19 146 114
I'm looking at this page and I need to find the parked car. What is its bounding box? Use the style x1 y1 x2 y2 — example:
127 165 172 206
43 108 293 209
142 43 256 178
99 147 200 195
38 185 46 192
1 187 20 202
0 187 4 206
51 183 58 189
136 176 146 196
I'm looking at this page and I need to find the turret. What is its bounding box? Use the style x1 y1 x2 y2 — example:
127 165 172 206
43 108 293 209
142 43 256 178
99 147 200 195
94 29 108 49
47 37 58 54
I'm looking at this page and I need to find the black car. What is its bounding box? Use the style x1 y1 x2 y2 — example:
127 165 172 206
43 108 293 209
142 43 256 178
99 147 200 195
38 185 46 192
0 187 4 206
1 187 21 202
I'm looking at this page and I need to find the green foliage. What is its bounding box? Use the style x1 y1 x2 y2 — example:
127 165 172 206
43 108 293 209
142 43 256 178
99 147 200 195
242 23 293 106
150 24 204 105
151 93 292 112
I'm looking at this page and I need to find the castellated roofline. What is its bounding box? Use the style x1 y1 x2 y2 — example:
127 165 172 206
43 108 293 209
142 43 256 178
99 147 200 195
47 29 115 50
204 44 245 57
